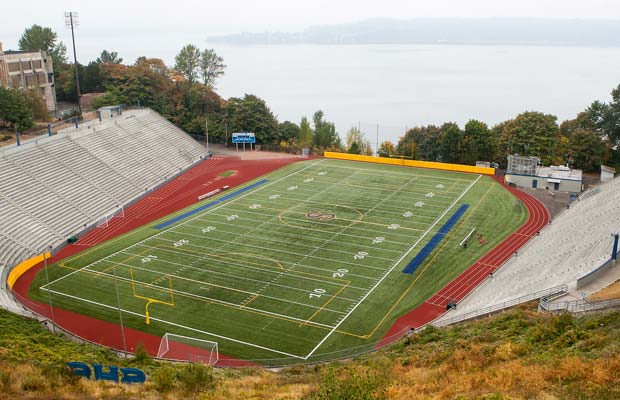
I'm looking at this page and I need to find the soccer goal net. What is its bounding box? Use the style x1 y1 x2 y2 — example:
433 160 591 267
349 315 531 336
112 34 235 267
157 333 219 365
96 206 125 228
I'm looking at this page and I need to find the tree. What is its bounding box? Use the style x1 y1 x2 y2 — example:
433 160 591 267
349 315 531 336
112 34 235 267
313 111 340 149
225 95 278 143
278 121 300 142
345 126 364 154
495 111 560 165
438 122 461 163
81 62 103 93
200 49 226 88
18 25 67 66
586 84 620 147
0 87 34 131
298 117 314 148
378 141 396 157
174 44 201 83
96 50 123 64
463 119 497 164
568 129 608 170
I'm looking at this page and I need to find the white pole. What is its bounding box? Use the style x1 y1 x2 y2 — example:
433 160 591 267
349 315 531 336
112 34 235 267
43 247 56 334
113 267 127 355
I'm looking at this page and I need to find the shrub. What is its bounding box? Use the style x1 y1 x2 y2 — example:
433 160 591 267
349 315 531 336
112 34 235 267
177 362 216 393
304 368 387 400
20 373 46 392
0 369 11 392
151 365 177 393
133 343 150 363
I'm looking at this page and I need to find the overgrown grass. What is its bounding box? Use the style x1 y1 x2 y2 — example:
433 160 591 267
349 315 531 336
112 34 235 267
2 305 620 399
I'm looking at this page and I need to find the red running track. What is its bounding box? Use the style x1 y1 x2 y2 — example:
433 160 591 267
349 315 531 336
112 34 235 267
12 155 304 367
379 176 549 347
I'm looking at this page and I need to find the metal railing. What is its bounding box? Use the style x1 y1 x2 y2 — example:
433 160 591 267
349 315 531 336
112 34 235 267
539 296 620 313
433 284 568 327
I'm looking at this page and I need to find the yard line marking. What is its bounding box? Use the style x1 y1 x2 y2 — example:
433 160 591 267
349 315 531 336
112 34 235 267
42 288 309 359
159 231 397 265
148 232 385 280
200 211 429 239
73 263 350 324
303 174 483 359
118 247 367 301
182 222 407 255
239 169 366 305
43 159 327 288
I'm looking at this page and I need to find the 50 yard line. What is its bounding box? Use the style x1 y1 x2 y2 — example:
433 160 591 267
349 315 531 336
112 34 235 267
303 174 483 360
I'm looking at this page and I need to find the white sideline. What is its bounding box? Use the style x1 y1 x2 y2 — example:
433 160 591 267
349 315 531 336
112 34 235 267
303 174 483 359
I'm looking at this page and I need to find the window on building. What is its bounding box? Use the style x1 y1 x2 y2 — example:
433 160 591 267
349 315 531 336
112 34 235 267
11 75 22 87
26 73 37 87
21 61 32 70
8 62 20 72
33 60 42 69
37 73 47 84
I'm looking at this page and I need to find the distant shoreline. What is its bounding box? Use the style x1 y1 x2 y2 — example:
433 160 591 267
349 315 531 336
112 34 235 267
209 17 620 48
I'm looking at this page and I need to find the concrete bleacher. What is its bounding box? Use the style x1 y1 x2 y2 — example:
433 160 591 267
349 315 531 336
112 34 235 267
0 108 206 310
436 175 620 324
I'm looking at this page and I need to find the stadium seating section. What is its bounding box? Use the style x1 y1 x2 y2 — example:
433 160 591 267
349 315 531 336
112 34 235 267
0 109 206 290
441 177 620 320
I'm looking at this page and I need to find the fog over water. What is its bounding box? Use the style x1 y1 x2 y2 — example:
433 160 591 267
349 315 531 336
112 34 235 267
213 43 620 147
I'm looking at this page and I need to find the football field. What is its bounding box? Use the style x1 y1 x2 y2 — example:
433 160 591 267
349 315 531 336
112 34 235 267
31 158 526 364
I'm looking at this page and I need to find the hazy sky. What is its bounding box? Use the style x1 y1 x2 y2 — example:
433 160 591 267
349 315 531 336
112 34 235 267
1 0 620 63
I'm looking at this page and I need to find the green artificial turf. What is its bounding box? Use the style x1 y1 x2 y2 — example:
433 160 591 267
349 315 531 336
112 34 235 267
30 158 526 365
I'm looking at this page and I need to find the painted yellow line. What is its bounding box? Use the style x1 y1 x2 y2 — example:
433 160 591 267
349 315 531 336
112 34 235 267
300 282 350 327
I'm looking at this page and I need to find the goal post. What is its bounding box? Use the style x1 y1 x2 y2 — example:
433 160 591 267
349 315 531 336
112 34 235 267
157 333 219 365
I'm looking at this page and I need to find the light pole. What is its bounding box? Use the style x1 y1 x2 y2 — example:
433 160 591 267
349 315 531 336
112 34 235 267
65 12 81 114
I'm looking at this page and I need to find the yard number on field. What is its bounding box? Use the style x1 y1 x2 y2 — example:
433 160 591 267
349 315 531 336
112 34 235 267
318 171 327 176
372 236 385 244
227 214 239 221
332 268 348 278
287 185 298 191
304 178 314 183
141 255 158 263
309 288 326 299
202 226 216 233
269 194 281 200
415 201 424 207
402 211 413 218
249 204 261 209
388 224 400 230
173 239 189 247
354 251 368 260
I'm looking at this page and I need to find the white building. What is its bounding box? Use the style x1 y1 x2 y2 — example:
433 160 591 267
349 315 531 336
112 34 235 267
601 165 615 183
505 155 583 193
0 42 57 114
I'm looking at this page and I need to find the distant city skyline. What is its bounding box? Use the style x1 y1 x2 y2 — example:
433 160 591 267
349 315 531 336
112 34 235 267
1 0 620 64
